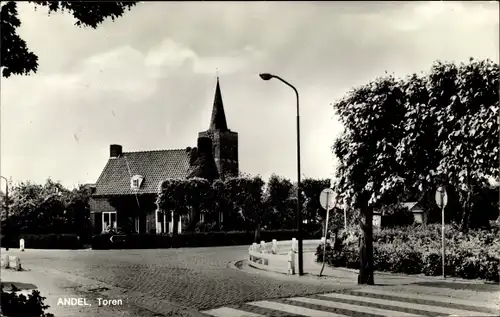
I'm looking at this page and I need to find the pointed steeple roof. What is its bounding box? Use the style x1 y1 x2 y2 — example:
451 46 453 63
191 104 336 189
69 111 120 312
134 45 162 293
209 77 228 131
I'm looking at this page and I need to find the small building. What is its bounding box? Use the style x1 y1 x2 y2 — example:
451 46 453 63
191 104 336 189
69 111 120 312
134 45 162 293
89 77 239 235
401 201 427 224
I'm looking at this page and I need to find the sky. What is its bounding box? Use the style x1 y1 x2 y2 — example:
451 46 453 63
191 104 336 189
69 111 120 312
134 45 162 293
1 1 499 189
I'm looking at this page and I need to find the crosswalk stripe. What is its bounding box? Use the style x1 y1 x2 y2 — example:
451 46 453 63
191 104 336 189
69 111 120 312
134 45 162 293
319 293 496 316
202 306 265 317
248 300 347 317
354 288 500 310
288 296 425 317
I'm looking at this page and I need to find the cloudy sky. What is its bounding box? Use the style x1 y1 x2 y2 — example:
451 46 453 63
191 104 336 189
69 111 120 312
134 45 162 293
1 1 499 188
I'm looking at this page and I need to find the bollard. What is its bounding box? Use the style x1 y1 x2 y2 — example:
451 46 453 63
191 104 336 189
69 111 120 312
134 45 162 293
20 238 25 252
288 250 295 274
320 237 325 244
1 254 9 268
272 239 278 254
291 238 297 253
8 256 21 271
260 240 266 253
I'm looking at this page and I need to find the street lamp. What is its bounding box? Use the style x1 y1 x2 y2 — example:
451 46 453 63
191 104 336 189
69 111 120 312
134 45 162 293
259 73 304 276
1 176 9 251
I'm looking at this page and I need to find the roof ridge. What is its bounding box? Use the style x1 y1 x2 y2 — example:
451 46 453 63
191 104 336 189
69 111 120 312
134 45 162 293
122 148 189 154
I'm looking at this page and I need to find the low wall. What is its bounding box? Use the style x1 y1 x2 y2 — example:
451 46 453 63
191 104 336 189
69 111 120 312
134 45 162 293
248 238 322 275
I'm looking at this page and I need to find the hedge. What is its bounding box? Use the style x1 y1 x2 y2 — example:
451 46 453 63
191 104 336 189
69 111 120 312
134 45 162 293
92 229 321 250
316 224 500 282
1 284 54 317
0 234 83 250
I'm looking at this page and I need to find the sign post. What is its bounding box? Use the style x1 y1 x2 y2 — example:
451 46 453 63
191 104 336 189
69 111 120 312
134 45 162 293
435 186 448 279
319 188 336 277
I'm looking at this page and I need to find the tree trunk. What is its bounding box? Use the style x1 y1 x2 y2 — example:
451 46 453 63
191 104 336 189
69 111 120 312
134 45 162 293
358 205 375 285
172 213 178 236
460 190 472 232
254 222 261 243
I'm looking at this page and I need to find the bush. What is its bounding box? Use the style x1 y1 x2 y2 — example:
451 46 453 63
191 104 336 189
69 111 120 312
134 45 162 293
1 284 54 317
91 229 321 250
316 224 500 282
1 234 83 249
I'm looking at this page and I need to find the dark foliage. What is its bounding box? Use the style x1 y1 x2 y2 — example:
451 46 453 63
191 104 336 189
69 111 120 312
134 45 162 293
1 1 138 77
1 284 54 317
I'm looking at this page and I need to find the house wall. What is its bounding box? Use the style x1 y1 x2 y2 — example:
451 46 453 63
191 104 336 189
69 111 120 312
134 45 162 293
90 196 157 234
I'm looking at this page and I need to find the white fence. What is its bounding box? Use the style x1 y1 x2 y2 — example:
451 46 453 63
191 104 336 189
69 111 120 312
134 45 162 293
248 238 324 275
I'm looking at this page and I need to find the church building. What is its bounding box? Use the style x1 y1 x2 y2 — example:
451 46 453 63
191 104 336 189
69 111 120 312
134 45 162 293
89 77 239 234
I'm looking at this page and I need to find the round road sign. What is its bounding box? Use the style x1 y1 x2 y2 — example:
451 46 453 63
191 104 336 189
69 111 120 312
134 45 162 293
435 186 448 209
320 188 336 211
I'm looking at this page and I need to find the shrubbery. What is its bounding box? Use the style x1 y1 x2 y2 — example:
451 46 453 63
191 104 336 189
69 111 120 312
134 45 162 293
1 284 54 317
92 230 320 250
316 224 499 282
1 234 82 249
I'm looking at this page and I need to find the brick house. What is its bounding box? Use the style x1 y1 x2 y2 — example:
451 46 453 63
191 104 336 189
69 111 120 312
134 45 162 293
89 77 239 234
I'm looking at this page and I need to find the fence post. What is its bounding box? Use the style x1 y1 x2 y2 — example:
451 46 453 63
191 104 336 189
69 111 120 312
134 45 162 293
288 250 295 274
260 240 266 253
20 238 25 251
272 239 278 254
291 238 297 253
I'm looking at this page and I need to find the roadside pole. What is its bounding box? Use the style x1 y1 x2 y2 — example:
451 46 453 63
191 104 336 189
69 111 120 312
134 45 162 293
319 188 336 277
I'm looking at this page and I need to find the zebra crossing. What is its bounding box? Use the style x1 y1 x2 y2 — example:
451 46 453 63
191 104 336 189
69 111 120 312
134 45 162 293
201 286 500 317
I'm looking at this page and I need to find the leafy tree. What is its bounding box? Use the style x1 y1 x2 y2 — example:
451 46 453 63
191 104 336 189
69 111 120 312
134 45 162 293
263 175 295 229
300 178 331 233
1 1 138 78
333 75 408 285
224 176 265 241
184 178 212 231
157 179 189 235
332 58 499 284
211 179 237 231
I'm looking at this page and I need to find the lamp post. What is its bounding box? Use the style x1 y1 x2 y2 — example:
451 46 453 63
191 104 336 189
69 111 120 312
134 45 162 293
259 73 304 276
1 176 9 251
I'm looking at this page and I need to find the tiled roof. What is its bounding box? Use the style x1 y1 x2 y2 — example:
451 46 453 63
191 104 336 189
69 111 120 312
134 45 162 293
93 149 190 196
401 202 419 211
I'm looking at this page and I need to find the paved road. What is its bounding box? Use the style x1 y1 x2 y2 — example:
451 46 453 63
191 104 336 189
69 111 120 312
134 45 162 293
2 242 499 317
1 242 350 316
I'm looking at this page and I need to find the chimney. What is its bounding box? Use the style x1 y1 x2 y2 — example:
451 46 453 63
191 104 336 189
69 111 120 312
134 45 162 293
110 144 122 158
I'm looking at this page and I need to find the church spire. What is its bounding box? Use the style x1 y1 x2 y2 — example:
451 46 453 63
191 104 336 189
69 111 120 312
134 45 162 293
209 76 228 131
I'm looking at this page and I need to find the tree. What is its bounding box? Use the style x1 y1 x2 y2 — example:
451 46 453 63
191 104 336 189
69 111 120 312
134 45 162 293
225 176 265 241
184 178 212 231
1 1 138 78
300 178 331 233
333 75 407 285
263 175 294 229
332 58 499 284
157 179 189 235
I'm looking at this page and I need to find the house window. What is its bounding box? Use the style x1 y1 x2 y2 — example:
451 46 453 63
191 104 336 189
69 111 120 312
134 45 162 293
131 175 144 190
102 212 117 232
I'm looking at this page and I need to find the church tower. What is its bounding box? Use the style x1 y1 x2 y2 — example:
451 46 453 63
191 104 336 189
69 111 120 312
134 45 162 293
198 77 239 180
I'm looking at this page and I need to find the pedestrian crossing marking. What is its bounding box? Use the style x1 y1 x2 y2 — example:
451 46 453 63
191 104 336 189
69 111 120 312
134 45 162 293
353 288 500 310
201 287 500 317
203 306 265 317
320 293 496 316
288 296 424 317
249 300 346 316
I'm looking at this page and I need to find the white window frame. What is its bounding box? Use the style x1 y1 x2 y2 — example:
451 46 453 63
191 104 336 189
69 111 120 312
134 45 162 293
134 216 140 233
102 212 117 231
131 175 144 190
155 209 168 234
